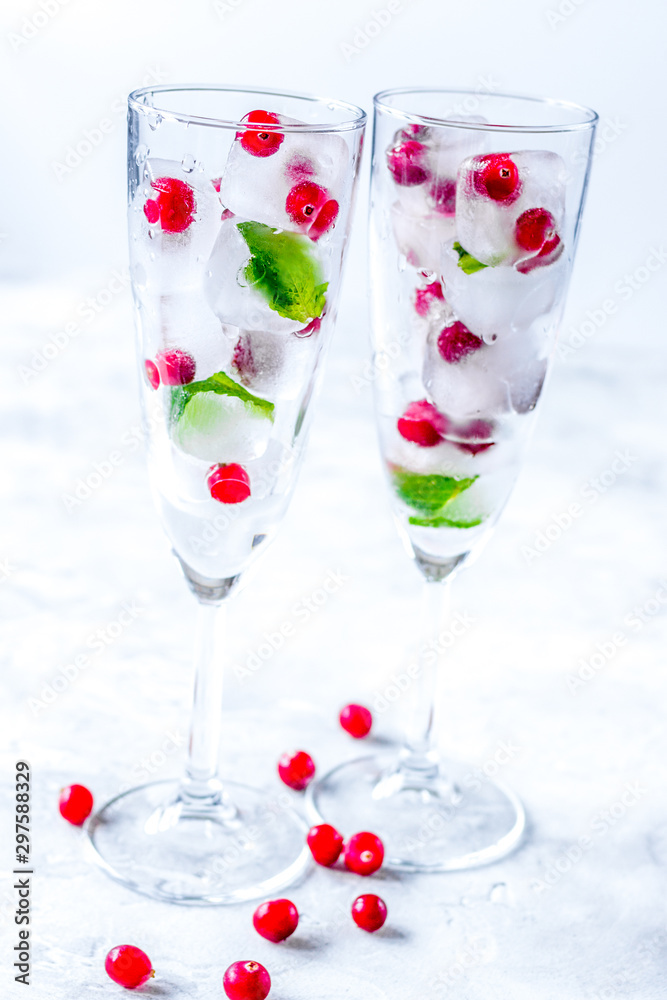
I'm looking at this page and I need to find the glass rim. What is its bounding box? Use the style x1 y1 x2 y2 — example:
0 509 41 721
373 87 598 133
128 84 367 133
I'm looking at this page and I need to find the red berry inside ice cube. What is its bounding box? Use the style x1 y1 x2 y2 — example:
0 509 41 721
437 322 484 364
344 831 384 876
515 207 557 252
308 199 339 240
58 784 93 825
252 899 299 943
144 359 160 390
223 961 271 1000
278 750 315 791
474 154 521 203
239 110 284 158
339 703 372 738
397 400 449 447
207 464 251 504
430 177 457 216
146 177 196 233
307 823 344 867
105 945 154 990
156 349 196 385
414 280 444 317
352 893 388 932
285 181 328 225
387 140 431 186
516 232 563 273
454 418 495 455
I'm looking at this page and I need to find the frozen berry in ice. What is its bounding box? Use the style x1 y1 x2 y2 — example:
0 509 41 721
414 280 444 317
352 893 387 932
455 418 495 456
437 322 484 364
515 207 556 252
307 823 344 867
253 899 299 942
286 181 328 226
58 784 93 825
397 400 449 447
223 960 271 1000
156 348 196 385
473 154 521 203
147 176 196 233
308 199 339 240
278 750 315 791
344 831 384 876
387 140 431 186
430 177 457 216
516 233 563 273
339 703 372 738
239 110 284 158
105 945 154 989
207 463 251 504
144 359 160 390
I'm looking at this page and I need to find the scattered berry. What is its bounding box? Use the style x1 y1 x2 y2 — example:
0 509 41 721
308 199 339 240
207 463 251 504
352 893 388 932
278 750 315 791
239 110 284 158
344 831 384 876
307 823 344 867
397 400 449 447
474 154 521 203
144 359 160 390
437 322 484 364
430 177 457 216
58 784 93 826
387 140 431 186
223 961 271 1000
516 232 563 273
339 704 372 738
155 348 196 386
104 945 154 990
454 418 495 455
145 176 196 232
253 899 299 942
414 280 444 317
515 207 556 252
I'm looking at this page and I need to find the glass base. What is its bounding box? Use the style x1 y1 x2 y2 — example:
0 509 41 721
88 779 310 904
306 754 525 871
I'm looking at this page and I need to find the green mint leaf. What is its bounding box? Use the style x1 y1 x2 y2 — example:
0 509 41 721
392 468 477 515
172 371 274 424
408 514 484 529
237 221 328 324
453 241 488 275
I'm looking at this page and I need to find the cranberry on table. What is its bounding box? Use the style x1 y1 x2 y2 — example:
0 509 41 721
207 463 251 504
344 831 385 876
58 784 93 826
253 898 299 942
105 945 154 990
223 960 271 1000
277 750 315 791
339 704 373 739
352 893 388 932
307 823 344 867
239 110 284 158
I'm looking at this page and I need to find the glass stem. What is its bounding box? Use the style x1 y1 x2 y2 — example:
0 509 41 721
400 576 452 777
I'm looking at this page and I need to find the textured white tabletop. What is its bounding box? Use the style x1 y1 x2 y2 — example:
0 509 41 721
1 273 665 1000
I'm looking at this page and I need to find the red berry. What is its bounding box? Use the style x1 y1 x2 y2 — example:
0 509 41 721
454 418 495 455
155 348 196 385
339 704 372 738
352 894 387 932
437 322 484 364
515 207 556 252
414 280 444 317
148 176 196 233
58 784 93 826
474 154 521 203
296 317 321 338
105 945 154 990
516 232 563 273
387 140 431 186
344 831 384 876
285 181 328 226
207 463 251 504
397 400 449 447
239 110 284 158
278 750 315 791
144 359 160 390
308 199 339 240
252 899 299 942
430 177 456 216
223 961 271 1000
307 823 344 867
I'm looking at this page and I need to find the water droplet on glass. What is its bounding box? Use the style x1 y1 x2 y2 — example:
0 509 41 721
135 144 149 165
181 153 196 173
147 113 163 131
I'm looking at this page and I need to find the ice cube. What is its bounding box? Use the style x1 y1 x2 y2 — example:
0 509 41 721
171 388 272 465
205 217 326 335
219 112 349 237
138 291 234 382
129 158 223 295
391 200 455 271
440 239 567 344
231 324 321 401
455 150 567 267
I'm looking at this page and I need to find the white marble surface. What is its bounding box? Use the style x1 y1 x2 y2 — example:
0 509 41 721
1 267 666 1000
